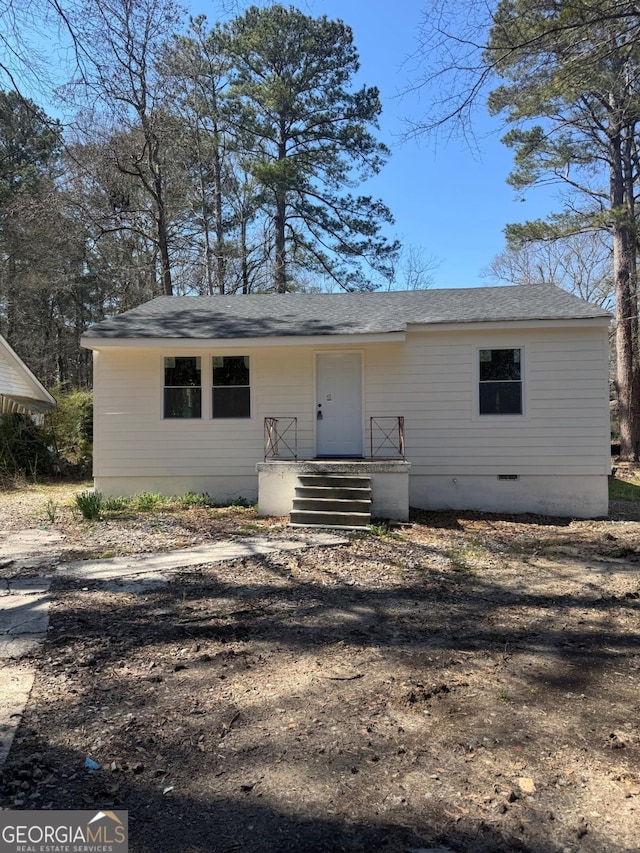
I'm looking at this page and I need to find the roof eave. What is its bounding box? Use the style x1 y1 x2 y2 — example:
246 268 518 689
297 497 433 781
80 330 407 350
407 316 612 332
0 336 56 408
0 394 56 414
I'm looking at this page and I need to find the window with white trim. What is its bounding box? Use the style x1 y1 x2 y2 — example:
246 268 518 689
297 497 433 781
479 348 522 415
212 356 250 418
164 356 202 418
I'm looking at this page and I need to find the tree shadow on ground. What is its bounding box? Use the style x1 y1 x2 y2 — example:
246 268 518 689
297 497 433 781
2 734 573 853
48 543 640 707
409 509 575 529
2 534 638 853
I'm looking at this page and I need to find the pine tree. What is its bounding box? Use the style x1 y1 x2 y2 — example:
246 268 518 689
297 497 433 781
485 0 640 459
224 4 399 292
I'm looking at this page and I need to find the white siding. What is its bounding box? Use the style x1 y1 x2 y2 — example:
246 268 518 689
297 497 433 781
364 326 610 477
92 322 610 514
93 346 318 486
0 350 37 398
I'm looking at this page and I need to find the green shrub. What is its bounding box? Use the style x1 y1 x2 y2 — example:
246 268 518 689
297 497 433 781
75 490 103 520
47 385 93 473
0 413 54 478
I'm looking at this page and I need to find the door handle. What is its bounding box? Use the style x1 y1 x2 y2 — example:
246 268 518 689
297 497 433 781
317 404 323 420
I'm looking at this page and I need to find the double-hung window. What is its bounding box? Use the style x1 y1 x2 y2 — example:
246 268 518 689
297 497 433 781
212 356 250 418
164 357 202 418
479 348 522 415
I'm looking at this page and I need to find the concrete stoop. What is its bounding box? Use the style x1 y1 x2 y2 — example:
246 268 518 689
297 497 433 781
290 474 372 529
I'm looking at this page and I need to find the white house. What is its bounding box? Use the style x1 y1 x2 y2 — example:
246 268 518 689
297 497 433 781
81 285 612 522
0 334 55 416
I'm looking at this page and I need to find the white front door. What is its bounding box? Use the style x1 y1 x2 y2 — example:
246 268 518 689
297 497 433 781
316 352 363 457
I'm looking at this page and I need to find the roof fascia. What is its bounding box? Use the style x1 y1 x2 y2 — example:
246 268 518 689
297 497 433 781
0 336 56 409
80 331 407 350
407 317 612 333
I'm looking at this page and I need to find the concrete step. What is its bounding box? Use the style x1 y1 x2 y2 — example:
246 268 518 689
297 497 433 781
298 475 372 489
290 473 373 528
292 497 372 513
295 486 372 501
289 510 371 529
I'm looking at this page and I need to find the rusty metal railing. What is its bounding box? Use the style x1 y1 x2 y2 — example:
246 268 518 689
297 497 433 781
264 417 298 460
369 416 405 459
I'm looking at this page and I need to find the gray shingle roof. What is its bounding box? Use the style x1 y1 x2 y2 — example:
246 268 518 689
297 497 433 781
82 285 612 340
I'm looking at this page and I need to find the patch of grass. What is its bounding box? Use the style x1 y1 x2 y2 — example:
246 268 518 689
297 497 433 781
103 495 132 511
75 490 103 521
176 491 211 508
101 491 234 515
103 492 211 512
78 549 117 560
75 489 252 518
368 522 391 537
132 492 166 511
609 475 640 502
368 520 403 540
206 496 253 509
446 540 488 572
45 497 58 523
230 497 252 508
504 535 560 556
240 522 261 533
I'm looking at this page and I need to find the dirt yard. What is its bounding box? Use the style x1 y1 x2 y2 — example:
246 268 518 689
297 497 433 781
0 481 639 852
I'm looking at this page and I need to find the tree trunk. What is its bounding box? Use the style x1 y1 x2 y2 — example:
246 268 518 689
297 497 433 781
5 254 17 344
194 129 215 296
610 121 640 460
142 113 173 297
274 119 287 293
274 193 287 293
240 216 249 294
613 233 639 460
211 122 226 295
154 167 173 297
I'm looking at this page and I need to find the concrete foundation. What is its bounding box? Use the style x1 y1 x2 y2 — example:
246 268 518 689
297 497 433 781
94 475 258 504
409 473 609 518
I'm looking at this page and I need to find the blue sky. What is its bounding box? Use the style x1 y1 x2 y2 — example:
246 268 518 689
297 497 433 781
187 0 558 288
305 0 556 288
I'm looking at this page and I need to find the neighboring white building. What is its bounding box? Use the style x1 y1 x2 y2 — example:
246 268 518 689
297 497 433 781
81 285 612 520
0 334 55 415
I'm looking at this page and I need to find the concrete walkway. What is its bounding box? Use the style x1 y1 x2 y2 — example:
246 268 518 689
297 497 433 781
0 528 72 572
0 578 51 658
0 578 52 765
0 532 346 767
57 533 344 581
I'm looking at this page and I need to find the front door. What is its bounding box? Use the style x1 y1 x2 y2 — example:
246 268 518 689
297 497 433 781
316 352 363 457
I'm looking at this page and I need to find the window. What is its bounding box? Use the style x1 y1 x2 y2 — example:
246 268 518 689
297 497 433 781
479 348 522 415
212 356 250 418
164 356 201 418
